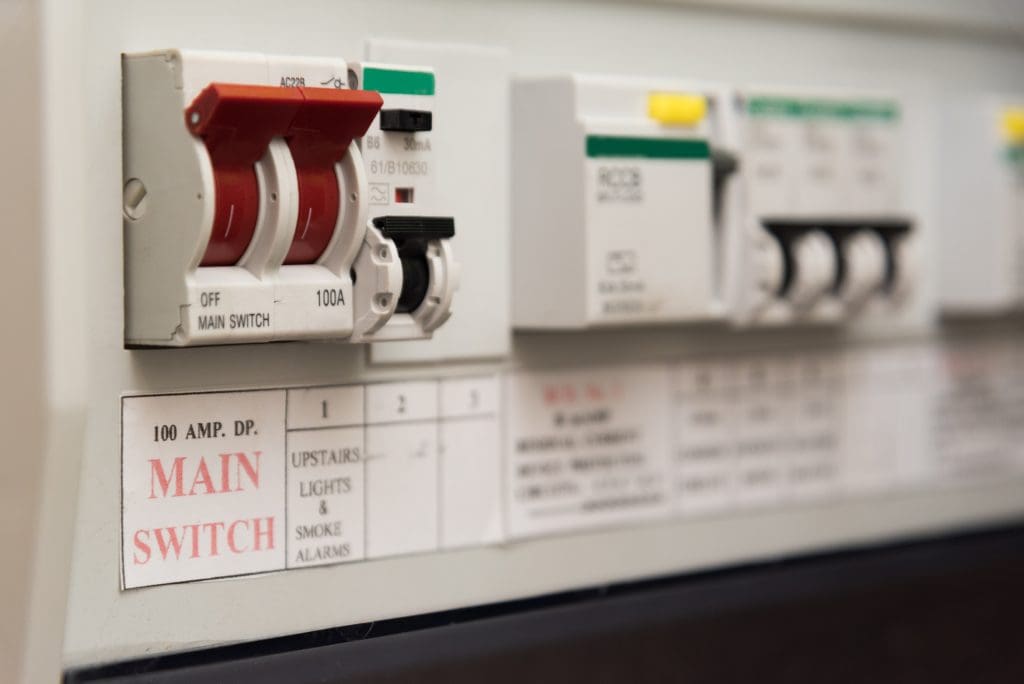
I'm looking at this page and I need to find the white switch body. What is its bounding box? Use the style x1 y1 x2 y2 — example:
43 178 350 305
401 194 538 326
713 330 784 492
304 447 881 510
511 75 723 329
348 62 460 344
725 89 914 326
938 96 1024 314
123 50 459 347
123 50 371 346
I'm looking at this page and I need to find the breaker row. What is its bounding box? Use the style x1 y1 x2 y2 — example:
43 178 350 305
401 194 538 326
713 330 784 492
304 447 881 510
121 50 1024 347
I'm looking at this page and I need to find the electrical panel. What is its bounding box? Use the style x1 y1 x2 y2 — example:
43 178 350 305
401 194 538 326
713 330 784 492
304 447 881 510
6 2 1024 681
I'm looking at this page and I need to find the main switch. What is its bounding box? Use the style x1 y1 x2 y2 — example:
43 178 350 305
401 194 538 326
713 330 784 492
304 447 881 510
121 50 458 346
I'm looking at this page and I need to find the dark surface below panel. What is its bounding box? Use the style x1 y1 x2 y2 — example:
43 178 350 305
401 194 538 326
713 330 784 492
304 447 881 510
66 524 1024 684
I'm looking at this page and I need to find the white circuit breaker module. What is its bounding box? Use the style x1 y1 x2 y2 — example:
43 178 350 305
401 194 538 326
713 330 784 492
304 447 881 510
727 90 915 325
511 75 727 329
348 62 459 342
939 98 1024 313
121 50 458 346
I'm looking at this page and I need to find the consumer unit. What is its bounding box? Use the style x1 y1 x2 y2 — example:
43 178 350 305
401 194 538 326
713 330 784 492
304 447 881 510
7 4 1024 681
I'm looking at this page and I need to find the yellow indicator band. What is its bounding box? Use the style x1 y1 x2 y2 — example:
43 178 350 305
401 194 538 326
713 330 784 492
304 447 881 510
648 92 707 127
1001 107 1024 144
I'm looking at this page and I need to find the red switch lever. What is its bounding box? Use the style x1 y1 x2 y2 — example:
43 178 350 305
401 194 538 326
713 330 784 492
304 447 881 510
186 83 304 266
283 87 383 265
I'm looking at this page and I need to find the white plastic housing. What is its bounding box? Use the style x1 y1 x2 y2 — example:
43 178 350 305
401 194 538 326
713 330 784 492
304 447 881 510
788 230 839 309
725 88 916 326
122 49 371 346
938 96 1024 314
348 62 460 343
511 75 725 329
364 40 511 364
840 230 889 307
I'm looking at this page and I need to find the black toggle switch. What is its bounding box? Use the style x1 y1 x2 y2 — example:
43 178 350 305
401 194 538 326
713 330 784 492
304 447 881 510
371 215 455 314
379 109 433 132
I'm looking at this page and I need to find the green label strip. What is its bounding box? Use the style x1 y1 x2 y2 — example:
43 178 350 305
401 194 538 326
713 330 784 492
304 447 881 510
362 67 435 96
747 96 899 121
585 136 710 159
1006 146 1024 165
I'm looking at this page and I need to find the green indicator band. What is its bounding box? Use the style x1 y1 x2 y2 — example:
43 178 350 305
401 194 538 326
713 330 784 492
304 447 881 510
362 67 435 96
585 136 710 159
747 97 803 118
747 96 899 121
1007 146 1024 165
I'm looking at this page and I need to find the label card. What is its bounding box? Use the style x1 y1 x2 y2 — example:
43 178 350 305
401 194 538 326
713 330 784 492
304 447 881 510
505 365 670 538
122 391 286 589
439 377 503 548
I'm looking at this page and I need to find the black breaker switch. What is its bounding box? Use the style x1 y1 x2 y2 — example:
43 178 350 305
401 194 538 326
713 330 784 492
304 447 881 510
372 216 455 313
379 109 433 132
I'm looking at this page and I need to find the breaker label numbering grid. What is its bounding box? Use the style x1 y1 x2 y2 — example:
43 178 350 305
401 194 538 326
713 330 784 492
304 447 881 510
121 376 502 589
120 338 1024 589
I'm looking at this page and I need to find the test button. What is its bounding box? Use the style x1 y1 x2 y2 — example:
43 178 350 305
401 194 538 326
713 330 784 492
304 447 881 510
380 109 433 133
648 92 707 127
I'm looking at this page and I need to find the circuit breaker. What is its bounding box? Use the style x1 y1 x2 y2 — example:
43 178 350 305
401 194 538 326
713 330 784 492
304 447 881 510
726 90 915 325
121 50 458 346
939 98 1024 313
511 78 916 330
347 62 459 342
511 76 726 329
